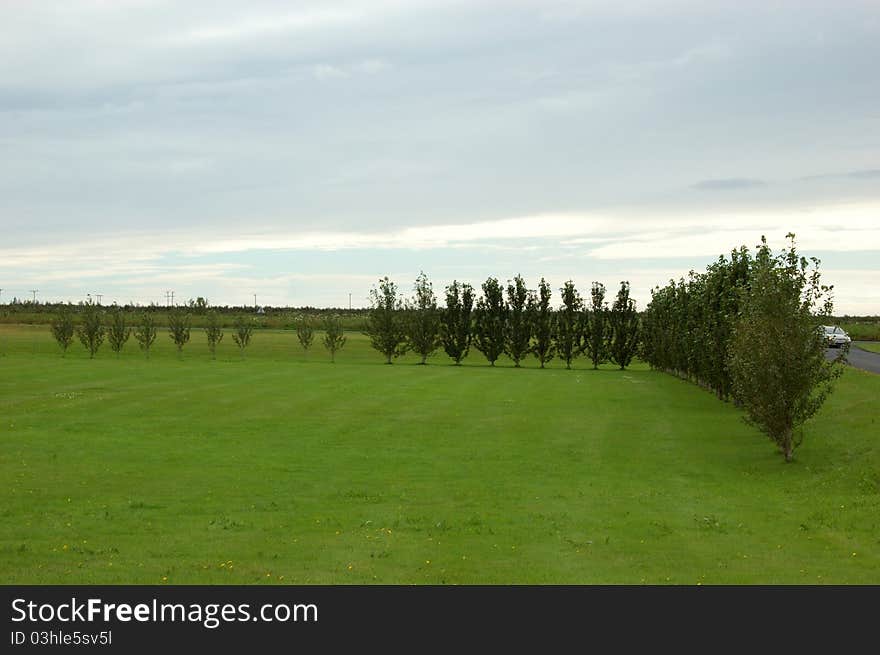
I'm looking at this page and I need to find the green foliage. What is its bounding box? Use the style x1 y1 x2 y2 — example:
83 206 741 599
76 300 104 359
232 316 254 356
323 314 346 362
364 277 407 364
204 311 224 359
554 280 583 370
608 281 640 370
50 305 75 356
531 278 555 368
474 277 506 366
440 280 475 365
134 313 158 357
505 274 532 368
168 309 191 356
583 282 608 370
406 271 441 365
295 316 315 353
106 307 132 358
728 234 845 462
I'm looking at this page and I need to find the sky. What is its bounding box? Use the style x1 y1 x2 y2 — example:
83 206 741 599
1 0 878 313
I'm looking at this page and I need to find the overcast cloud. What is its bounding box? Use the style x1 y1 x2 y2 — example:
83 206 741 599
1 1 878 312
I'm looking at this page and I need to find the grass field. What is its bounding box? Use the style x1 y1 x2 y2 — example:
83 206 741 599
1 324 878 584
855 341 880 354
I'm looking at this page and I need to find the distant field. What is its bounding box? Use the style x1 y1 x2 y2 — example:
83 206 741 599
840 321 880 342
855 341 880 354
1 324 878 584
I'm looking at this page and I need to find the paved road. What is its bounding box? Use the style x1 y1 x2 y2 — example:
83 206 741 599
825 345 880 374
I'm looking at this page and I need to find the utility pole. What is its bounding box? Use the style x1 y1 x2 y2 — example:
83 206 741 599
165 290 171 306
29 289 38 303
253 294 257 311
95 293 103 305
349 293 352 311
171 291 175 307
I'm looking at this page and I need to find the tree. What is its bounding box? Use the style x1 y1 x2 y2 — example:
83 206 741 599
608 281 640 370
364 277 407 364
107 306 132 358
168 309 191 357
531 278 555 368
584 282 608 369
474 277 506 366
204 311 224 359
554 281 583 370
50 305 75 356
232 315 254 357
407 271 441 364
134 313 158 358
440 280 475 365
728 234 844 462
76 300 104 359
296 316 315 354
323 314 346 362
504 274 532 368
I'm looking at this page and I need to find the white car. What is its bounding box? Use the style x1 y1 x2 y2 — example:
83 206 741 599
821 325 851 348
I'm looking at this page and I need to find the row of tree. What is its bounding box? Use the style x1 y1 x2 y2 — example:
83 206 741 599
363 273 641 369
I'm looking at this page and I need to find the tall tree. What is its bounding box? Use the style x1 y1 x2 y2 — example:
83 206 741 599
608 281 640 370
134 313 158 358
407 271 441 364
554 281 583 370
296 316 315 354
531 278 555 368
505 274 532 368
107 306 132 358
364 277 407 364
474 277 506 366
167 309 191 357
50 305 75 357
728 234 845 462
584 282 608 370
323 314 346 363
232 315 254 357
440 281 475 365
204 310 224 359
76 300 104 359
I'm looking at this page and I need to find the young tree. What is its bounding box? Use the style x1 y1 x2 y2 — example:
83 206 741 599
323 314 346 363
134 313 158 358
440 280 475 365
76 300 105 359
505 274 532 368
364 277 407 364
584 282 608 369
531 278 555 368
107 306 132 358
232 315 254 357
204 310 224 359
728 234 844 462
608 281 640 370
296 316 315 354
50 305 75 356
554 281 583 370
167 309 191 357
474 277 506 366
407 271 441 364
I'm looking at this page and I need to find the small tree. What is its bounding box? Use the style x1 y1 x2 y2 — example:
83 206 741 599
134 313 158 358
76 300 104 359
407 271 441 364
440 280 475 365
505 274 532 368
323 314 346 363
167 309 191 357
728 234 844 462
554 281 583 370
474 277 506 366
608 281 640 370
364 277 407 364
204 311 224 359
232 315 254 357
531 278 555 368
296 316 315 354
584 282 608 369
106 307 131 358
50 305 75 356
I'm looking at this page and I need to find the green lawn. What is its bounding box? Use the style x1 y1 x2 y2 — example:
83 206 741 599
1 324 878 584
855 341 880 354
